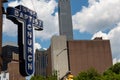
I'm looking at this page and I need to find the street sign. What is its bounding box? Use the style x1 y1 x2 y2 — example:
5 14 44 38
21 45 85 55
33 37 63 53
6 5 43 76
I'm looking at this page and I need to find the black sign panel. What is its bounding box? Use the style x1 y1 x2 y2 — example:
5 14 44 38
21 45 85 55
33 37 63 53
6 5 43 76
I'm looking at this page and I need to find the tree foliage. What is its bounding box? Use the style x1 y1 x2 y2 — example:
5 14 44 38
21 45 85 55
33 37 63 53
31 63 120 80
74 68 101 80
74 63 120 80
30 75 57 80
30 75 45 80
101 70 120 80
108 62 120 74
101 62 120 80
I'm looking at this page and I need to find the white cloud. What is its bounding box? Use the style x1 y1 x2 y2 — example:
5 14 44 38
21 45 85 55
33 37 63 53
88 0 100 6
113 58 120 65
3 0 58 40
3 0 120 60
43 48 47 50
3 15 17 36
34 43 47 51
91 31 108 40
108 25 120 59
72 0 120 33
73 0 120 61
34 43 41 50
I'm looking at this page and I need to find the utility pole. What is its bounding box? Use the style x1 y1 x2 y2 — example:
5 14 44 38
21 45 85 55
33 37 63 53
0 0 3 72
0 0 7 72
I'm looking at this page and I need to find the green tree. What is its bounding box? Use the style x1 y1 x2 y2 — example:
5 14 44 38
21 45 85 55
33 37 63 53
74 63 120 80
108 62 120 74
74 68 101 80
46 75 57 80
30 75 57 80
101 62 120 80
31 63 120 80
30 75 45 80
101 70 120 80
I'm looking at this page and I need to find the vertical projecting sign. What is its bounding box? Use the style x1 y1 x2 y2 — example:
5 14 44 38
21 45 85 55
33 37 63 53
6 5 43 76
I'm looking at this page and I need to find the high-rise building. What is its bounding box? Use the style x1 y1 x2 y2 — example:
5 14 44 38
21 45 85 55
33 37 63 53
1 44 25 80
35 49 47 76
2 44 18 71
58 0 73 40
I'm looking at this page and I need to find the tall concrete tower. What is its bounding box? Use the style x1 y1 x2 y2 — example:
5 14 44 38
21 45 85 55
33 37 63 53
58 0 73 40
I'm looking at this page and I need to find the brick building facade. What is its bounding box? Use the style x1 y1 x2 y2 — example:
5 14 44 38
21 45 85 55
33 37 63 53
47 36 113 79
67 38 112 75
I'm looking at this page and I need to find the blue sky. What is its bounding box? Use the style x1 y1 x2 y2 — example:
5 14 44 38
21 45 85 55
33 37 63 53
3 0 90 48
2 0 120 64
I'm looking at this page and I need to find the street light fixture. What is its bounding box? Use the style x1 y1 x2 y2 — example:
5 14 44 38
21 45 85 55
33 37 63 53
56 48 67 57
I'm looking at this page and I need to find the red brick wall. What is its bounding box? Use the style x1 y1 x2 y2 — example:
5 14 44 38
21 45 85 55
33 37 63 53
46 47 52 76
8 61 25 80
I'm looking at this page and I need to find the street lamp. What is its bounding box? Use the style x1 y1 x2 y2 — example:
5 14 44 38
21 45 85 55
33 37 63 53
56 48 67 57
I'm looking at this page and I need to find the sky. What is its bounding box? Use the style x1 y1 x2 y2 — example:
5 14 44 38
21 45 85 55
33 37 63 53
2 0 120 64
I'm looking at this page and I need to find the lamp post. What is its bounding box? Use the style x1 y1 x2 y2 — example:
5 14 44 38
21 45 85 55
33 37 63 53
56 48 67 57
56 48 67 80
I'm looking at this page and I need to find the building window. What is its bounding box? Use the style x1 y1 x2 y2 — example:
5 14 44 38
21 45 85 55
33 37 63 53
3 73 6 78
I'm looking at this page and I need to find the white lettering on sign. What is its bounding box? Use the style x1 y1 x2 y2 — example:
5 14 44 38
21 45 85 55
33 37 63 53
28 47 32 54
20 12 24 18
28 63 32 70
28 39 32 46
15 9 19 17
28 55 32 62
27 24 32 30
27 32 32 38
